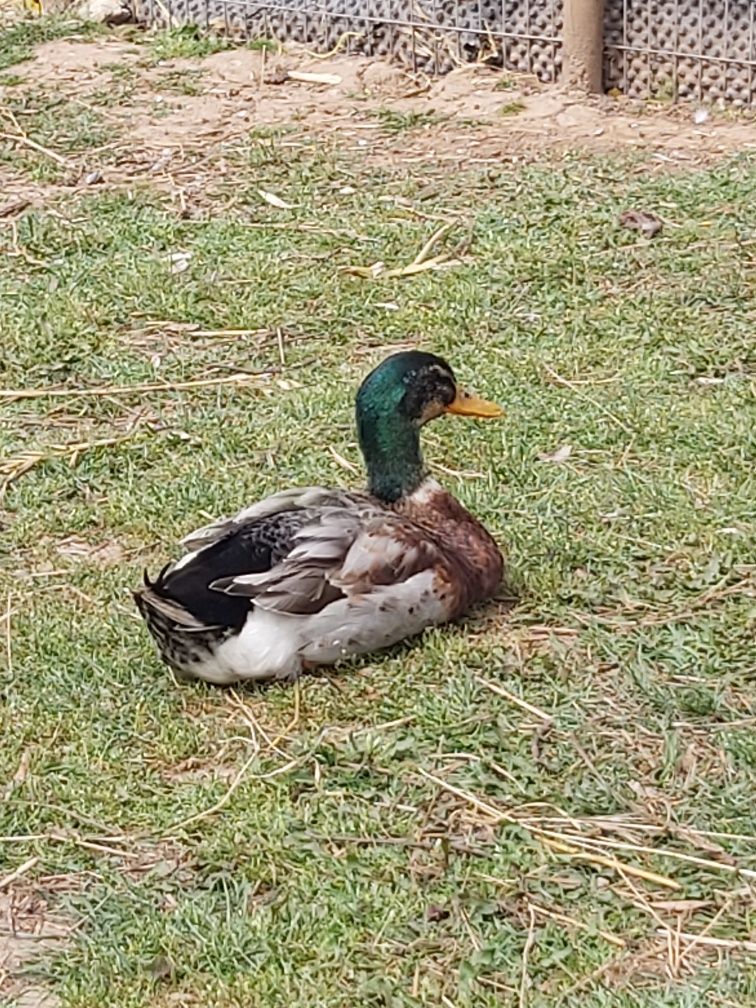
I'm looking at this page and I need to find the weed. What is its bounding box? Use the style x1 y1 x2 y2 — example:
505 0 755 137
371 107 445 132
146 25 230 62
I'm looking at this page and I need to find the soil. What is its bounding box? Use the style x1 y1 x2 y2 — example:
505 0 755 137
0 892 71 1008
3 34 756 208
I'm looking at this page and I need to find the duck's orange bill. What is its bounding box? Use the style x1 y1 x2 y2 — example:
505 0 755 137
446 389 504 419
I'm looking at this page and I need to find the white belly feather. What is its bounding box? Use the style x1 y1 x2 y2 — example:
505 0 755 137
186 569 444 684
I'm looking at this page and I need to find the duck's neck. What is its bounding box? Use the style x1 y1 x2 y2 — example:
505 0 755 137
357 410 425 504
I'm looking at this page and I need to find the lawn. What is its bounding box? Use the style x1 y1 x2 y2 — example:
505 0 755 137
1 18 755 1008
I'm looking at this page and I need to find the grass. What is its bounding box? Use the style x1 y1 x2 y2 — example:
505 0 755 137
246 37 280 52
2 21 756 1008
370 108 446 133
1 88 114 153
145 25 232 62
494 76 517 91
0 16 106 73
153 67 207 96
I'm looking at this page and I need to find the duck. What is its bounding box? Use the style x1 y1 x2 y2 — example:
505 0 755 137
134 350 504 685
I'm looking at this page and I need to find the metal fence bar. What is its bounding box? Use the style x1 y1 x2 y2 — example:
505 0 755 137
696 0 703 102
673 0 679 102
604 43 756 71
723 0 730 101
645 0 651 97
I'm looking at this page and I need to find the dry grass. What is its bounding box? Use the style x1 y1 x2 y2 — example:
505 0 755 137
1 16 755 1008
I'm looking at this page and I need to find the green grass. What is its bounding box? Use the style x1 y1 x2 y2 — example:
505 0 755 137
246 37 279 52
0 72 26 87
1 33 756 1008
0 85 117 185
0 16 100 72
2 88 114 153
370 108 446 133
145 25 232 62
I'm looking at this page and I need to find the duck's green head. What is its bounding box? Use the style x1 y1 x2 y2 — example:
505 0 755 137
356 350 503 503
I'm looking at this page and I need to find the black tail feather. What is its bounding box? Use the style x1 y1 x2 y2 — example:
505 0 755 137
158 562 172 585
145 562 174 591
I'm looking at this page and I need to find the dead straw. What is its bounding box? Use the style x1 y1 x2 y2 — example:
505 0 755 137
0 855 40 891
530 902 626 948
163 683 302 834
474 675 553 723
519 904 537 1008
343 222 461 279
0 433 138 498
528 825 756 882
656 930 756 953
302 30 364 59
540 835 681 891
0 371 265 403
0 107 68 166
415 769 756 892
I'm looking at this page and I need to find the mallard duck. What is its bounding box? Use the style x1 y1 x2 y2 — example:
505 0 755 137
134 350 504 685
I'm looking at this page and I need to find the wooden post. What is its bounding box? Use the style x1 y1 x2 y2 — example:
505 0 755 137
562 0 605 93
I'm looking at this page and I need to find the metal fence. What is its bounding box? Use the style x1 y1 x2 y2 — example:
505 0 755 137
135 0 563 78
135 0 756 105
604 0 756 105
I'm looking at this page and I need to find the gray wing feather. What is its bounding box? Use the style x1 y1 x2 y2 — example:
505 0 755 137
209 502 436 620
180 487 357 552
210 509 362 616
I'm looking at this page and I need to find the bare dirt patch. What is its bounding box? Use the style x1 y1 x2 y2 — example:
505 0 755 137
4 35 756 209
0 890 72 1008
113 45 756 164
54 536 125 566
21 36 140 80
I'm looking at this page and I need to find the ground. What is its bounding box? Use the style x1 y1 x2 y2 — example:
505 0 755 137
1 15 756 1008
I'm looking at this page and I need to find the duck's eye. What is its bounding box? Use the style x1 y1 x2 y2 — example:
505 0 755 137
441 382 457 406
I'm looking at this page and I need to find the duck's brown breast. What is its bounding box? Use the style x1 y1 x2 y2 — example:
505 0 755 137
395 484 503 617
